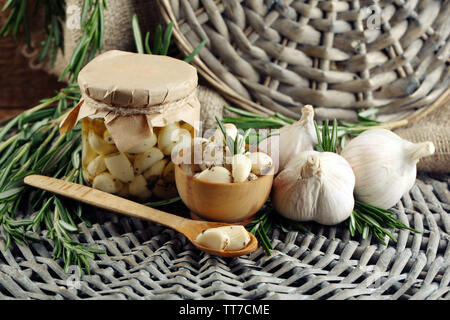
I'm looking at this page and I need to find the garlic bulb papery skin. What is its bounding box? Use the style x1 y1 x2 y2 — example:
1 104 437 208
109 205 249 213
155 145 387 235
341 128 435 209
258 105 317 173
272 151 355 225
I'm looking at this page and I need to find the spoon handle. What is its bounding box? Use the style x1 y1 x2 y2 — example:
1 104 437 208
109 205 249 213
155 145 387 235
24 175 190 233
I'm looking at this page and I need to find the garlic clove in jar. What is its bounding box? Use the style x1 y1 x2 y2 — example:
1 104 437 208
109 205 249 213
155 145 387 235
341 128 435 209
231 154 252 182
88 130 117 155
195 166 232 183
152 178 178 199
104 152 135 184
158 122 191 156
272 151 355 225
92 172 123 194
162 161 175 183
103 130 115 144
129 175 152 199
258 105 317 173
133 147 165 175
247 152 273 175
143 158 169 184
180 122 195 138
86 155 107 177
125 132 157 154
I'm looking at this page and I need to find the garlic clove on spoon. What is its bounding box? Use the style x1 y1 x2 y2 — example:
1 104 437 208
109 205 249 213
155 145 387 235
272 151 355 225
341 128 435 209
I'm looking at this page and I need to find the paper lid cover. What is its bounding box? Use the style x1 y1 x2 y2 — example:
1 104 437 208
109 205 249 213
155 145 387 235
78 50 198 107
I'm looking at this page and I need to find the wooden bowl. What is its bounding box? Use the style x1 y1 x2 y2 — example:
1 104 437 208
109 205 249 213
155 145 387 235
174 165 274 223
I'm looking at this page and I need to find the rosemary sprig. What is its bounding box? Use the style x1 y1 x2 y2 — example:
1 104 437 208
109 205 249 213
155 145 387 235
0 0 31 46
315 118 420 245
246 200 306 255
132 13 207 62
0 84 106 272
59 0 107 82
1 0 65 67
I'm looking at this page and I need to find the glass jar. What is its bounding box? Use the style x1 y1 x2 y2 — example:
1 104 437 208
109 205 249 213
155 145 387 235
81 117 194 200
61 50 200 201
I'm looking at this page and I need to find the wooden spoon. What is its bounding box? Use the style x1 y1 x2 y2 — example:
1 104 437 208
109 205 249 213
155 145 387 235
24 175 258 257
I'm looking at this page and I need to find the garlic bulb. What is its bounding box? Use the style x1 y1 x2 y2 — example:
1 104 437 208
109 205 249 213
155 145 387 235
341 128 435 209
272 151 355 225
258 105 317 173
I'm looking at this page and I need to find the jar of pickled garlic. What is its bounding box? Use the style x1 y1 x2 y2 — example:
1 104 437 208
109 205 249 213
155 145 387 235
60 50 200 201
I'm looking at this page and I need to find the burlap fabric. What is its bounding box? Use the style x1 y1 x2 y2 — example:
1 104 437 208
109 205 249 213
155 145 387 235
34 0 448 173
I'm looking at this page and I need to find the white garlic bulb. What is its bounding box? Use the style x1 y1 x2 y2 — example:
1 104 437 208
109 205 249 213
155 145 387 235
258 105 317 173
272 151 355 225
341 128 435 209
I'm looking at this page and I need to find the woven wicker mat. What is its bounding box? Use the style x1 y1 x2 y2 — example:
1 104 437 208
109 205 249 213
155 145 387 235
0 173 448 300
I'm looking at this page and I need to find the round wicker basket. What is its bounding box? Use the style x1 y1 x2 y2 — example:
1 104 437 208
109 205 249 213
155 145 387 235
158 0 449 123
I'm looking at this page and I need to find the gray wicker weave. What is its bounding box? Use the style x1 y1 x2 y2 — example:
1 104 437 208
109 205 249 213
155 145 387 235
0 173 448 300
159 0 450 122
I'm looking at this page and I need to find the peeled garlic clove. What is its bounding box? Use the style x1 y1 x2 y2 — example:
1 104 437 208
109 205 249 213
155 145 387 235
258 105 317 173
341 128 435 209
273 151 355 225
217 226 251 251
231 154 252 182
195 166 231 183
152 178 178 199
92 172 123 194
133 147 165 175
200 141 225 170
129 175 152 199
247 152 273 175
126 132 157 154
82 122 97 166
82 168 94 185
143 158 168 183
116 182 130 197
211 123 238 144
180 122 195 138
104 152 135 183
195 228 230 251
88 130 117 155
158 122 191 155
248 173 258 181
103 130 115 144
87 155 107 177
162 161 175 183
